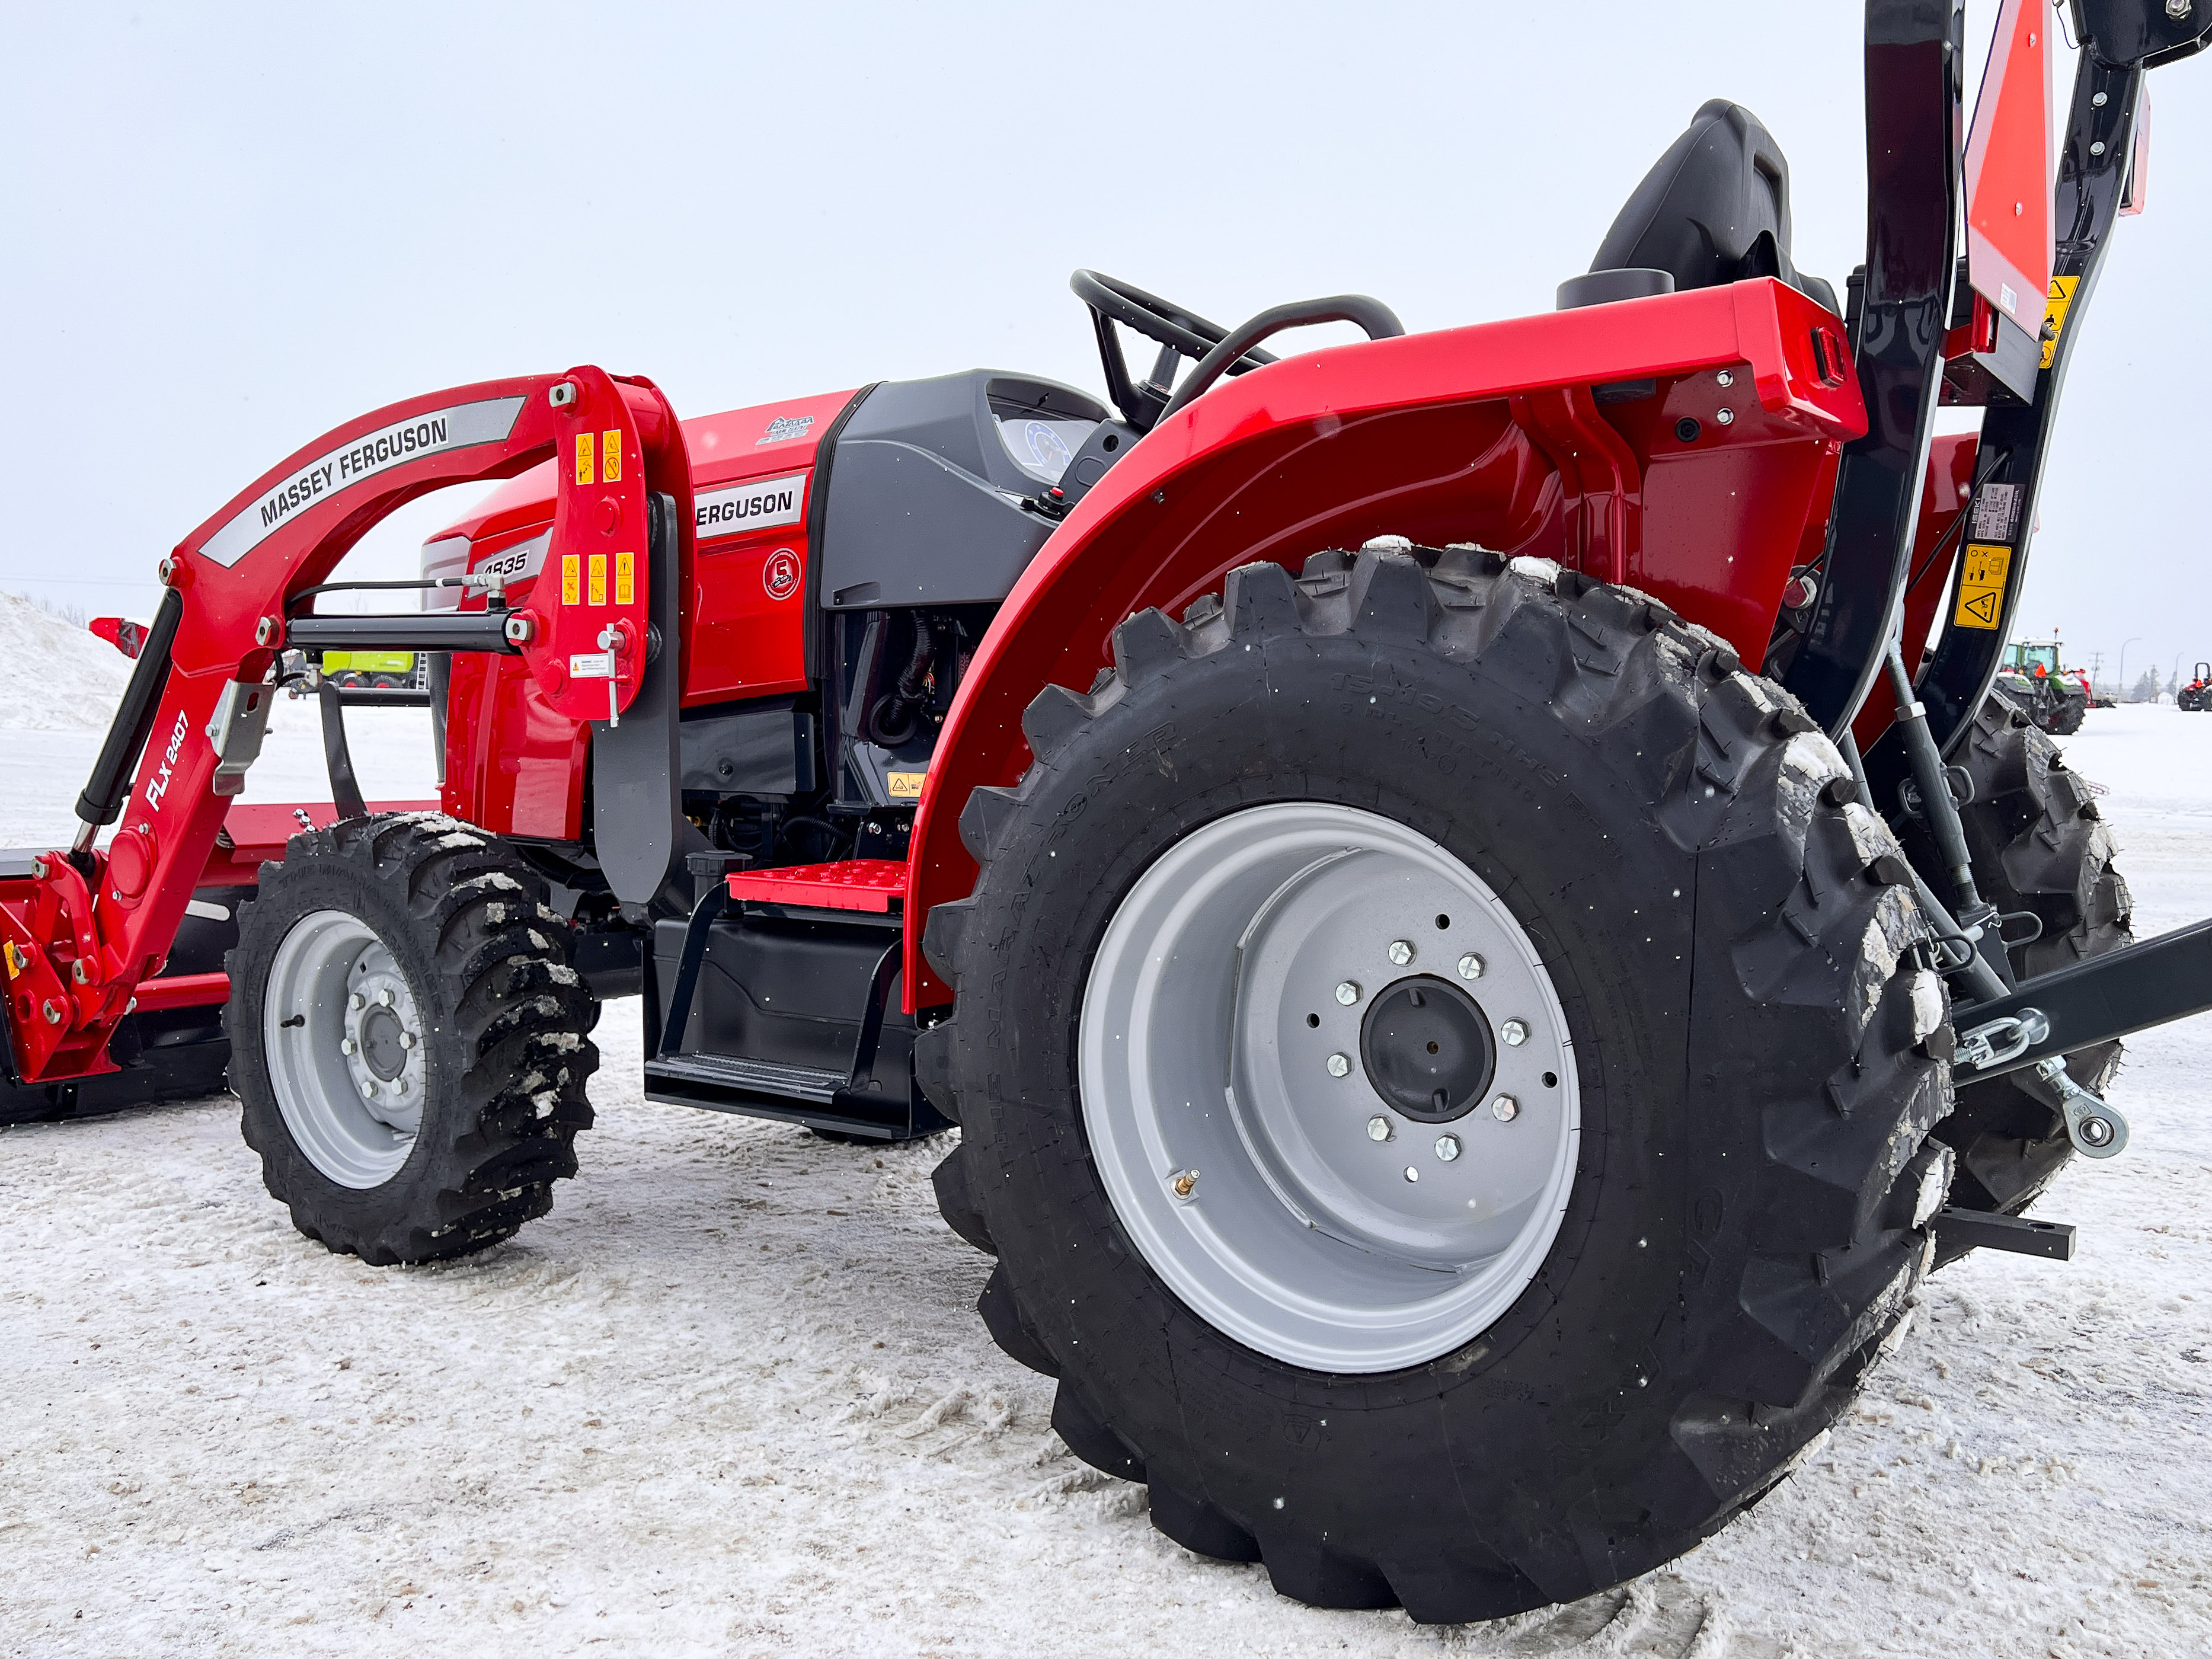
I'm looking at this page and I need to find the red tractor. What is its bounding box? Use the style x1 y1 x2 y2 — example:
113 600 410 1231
7 0 2210 1624
2181 661 2211 711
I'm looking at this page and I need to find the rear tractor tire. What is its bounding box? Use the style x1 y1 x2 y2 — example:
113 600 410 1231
228 813 598 1265
919 547 1954 1620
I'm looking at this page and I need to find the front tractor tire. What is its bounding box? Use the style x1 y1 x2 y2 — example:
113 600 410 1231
919 548 1954 1620
228 814 597 1265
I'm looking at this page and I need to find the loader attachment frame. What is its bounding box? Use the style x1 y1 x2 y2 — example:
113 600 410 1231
0 368 693 1090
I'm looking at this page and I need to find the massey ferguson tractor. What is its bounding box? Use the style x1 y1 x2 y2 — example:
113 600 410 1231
7 0 2211 1624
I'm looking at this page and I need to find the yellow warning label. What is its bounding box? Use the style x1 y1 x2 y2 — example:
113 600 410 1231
886 769 926 800
615 551 634 606
1954 542 2012 630
602 430 622 484
2040 275 2080 370
561 554 580 606
3 939 25 980
575 433 595 487
587 553 607 607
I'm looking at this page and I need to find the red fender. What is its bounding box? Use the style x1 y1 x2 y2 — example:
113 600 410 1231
901 277 1866 1006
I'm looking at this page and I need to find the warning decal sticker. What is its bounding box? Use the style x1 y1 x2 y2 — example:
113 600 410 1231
199 395 526 568
587 553 607 608
886 769 926 800
561 554 581 606
602 430 622 484
576 432 595 487
1954 543 2012 630
615 551 635 606
2041 276 2079 370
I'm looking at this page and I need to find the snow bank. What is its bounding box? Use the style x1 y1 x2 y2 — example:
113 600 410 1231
0 590 134 730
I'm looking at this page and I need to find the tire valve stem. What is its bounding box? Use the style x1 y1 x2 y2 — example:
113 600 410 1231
1168 1169 1199 1201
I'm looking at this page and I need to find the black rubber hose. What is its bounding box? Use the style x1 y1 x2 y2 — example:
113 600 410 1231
867 623 937 747
74 584 185 834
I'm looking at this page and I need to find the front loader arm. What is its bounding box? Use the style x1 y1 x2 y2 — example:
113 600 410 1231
1 367 692 1088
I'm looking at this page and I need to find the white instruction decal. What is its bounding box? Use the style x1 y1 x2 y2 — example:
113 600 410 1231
1970 482 2019 542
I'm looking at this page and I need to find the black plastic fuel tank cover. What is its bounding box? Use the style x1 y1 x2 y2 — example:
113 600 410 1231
819 371 1111 610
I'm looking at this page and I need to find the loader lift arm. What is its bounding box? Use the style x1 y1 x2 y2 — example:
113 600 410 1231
0 367 693 1091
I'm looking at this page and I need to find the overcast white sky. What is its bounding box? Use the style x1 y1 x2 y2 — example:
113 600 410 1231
4 1 2205 691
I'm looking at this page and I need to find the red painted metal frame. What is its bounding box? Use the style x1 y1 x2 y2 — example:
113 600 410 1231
899 277 1867 1008
428 389 859 834
727 859 907 913
0 370 691 1088
1963 0 2055 328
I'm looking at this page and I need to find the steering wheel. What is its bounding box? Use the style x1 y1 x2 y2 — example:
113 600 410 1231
1071 270 1279 433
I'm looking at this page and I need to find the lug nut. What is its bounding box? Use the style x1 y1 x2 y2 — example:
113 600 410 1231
1387 939 1414 966
340 1037 357 1056
1435 1134 1462 1162
1335 981 1361 1006
1326 1052 1351 1078
361 1081 378 1099
1366 1115 1393 1143
399 1031 416 1050
1500 1019 1529 1047
1169 1169 1199 1200
377 988 396 1008
349 993 366 1012
1492 1095 1520 1123
1456 953 1484 981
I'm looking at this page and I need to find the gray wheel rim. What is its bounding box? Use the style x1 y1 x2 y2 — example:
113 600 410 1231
262 908 429 1189
1079 803 1581 1373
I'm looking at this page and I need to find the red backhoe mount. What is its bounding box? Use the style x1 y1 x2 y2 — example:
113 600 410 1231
0 367 691 1090
9 0 2212 1629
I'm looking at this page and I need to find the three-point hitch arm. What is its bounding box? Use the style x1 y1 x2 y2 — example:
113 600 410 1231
0 367 693 1090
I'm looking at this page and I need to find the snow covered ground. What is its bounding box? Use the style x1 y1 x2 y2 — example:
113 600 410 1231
1 700 2207 1658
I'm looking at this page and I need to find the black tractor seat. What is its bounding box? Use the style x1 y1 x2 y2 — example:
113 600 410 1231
1558 98 1839 315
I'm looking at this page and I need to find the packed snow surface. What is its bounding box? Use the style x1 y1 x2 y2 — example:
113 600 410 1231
1 706 2208 1657
0 591 133 730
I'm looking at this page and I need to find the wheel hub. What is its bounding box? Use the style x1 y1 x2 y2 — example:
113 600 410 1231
1359 975 1494 1122
263 910 427 1188
1080 803 1581 1373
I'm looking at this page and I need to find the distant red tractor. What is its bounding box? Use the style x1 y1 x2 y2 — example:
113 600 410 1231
8 0 2211 1624
2181 661 2211 711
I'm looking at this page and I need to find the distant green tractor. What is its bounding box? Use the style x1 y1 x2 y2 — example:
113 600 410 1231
1996 637 2091 735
